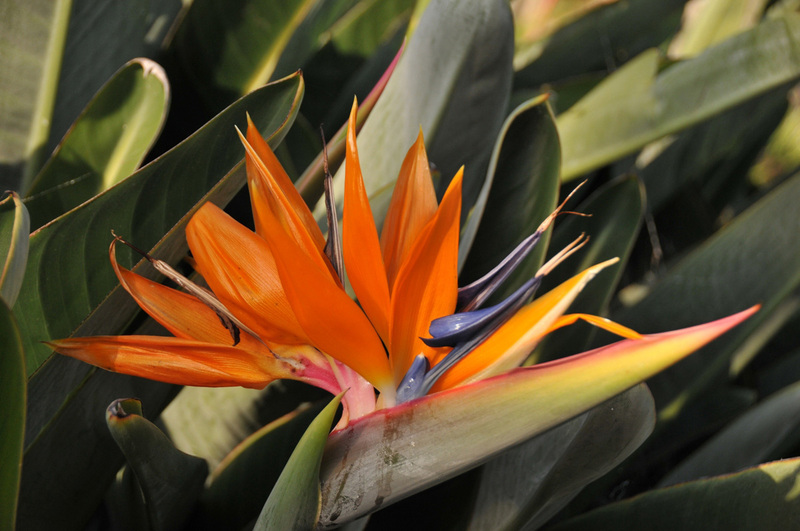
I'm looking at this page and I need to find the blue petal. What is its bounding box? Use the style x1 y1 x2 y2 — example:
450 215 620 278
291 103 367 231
458 232 541 312
396 354 430 404
424 276 542 348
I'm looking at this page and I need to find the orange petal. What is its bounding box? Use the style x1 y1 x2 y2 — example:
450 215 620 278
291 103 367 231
243 116 326 251
109 239 254 346
49 336 289 389
343 99 391 343
390 169 462 383
380 129 439 291
185 203 308 344
547 313 643 339
431 259 619 391
259 196 394 395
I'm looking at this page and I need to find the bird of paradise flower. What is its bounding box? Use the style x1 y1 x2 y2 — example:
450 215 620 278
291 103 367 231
50 99 757 431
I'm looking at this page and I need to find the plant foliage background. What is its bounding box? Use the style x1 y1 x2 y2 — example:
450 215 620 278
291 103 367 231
4 0 800 529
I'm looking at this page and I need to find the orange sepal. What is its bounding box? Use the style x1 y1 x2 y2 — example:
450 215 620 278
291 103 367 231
48 336 289 389
243 116 326 251
380 129 438 290
547 313 643 339
185 203 308 344
108 239 252 346
343 99 391 343
259 194 394 395
390 169 463 382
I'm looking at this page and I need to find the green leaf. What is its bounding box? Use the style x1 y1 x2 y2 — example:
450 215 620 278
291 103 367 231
25 58 170 230
160 379 330 469
459 95 560 289
615 171 800 408
194 401 326 531
550 458 800 531
328 0 416 56
466 385 654 531
318 308 752 526
658 380 800 488
514 0 686 83
325 0 514 223
0 300 25 530
0 0 71 192
535 176 645 361
0 192 30 306
633 83 789 212
19 368 178 531
254 394 343 531
106 398 208 531
14 73 303 377
45 0 181 161
559 15 800 180
172 0 350 109
668 0 769 58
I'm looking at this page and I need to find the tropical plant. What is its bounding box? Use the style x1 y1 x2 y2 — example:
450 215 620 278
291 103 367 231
3 0 800 530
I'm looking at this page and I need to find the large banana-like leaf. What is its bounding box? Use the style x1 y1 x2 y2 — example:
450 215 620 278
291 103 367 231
326 0 513 223
465 385 654 531
45 0 181 161
459 95 560 289
514 0 687 82
558 14 800 180
551 457 800 530
172 0 352 109
0 0 71 192
0 193 30 306
317 308 754 526
658 380 800 488
0 301 25 531
26 58 170 230
328 0 416 56
633 83 788 212
15 73 303 377
668 0 769 58
616 171 800 407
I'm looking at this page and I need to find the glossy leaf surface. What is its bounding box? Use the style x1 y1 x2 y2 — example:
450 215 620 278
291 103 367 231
26 59 170 230
466 385 654 531
0 301 25 530
173 0 349 108
659 380 800 488
616 172 800 407
0 0 71 192
194 401 325 530
326 0 514 223
459 95 560 291
558 15 800 180
106 398 208 531
552 457 800 530
0 192 30 306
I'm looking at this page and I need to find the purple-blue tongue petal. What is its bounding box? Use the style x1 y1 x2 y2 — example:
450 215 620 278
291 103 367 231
457 232 541 312
425 276 542 348
396 354 430 404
